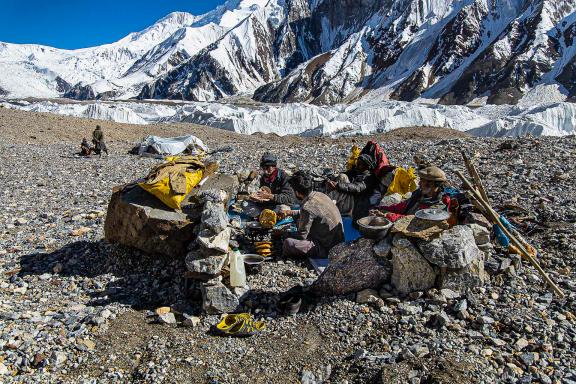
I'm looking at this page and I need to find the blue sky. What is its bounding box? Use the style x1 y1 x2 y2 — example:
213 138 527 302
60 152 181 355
0 0 226 49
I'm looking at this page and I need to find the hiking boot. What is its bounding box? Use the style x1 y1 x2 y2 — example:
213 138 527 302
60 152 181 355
276 296 302 316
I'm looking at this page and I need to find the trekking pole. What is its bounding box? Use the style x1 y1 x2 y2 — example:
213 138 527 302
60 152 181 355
455 171 564 299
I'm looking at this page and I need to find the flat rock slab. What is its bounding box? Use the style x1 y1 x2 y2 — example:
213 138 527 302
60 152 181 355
104 185 197 258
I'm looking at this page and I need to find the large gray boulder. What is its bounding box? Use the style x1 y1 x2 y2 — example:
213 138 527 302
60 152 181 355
201 282 239 314
417 225 480 268
104 185 197 258
438 252 488 291
391 235 436 295
311 238 391 296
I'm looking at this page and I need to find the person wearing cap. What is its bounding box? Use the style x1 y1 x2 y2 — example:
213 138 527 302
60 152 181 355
251 152 297 207
370 165 450 222
326 154 384 223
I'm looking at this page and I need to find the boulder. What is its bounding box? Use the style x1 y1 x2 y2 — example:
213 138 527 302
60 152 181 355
469 223 491 245
104 185 197 258
439 251 488 291
465 212 492 229
391 235 436 295
311 238 391 296
197 228 231 255
417 225 480 268
201 201 228 235
181 173 240 220
201 282 239 314
185 251 227 280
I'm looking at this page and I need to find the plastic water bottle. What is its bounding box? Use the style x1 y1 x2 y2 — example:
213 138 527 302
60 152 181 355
229 249 246 287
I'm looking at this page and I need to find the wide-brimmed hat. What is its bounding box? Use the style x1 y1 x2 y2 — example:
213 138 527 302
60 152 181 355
418 166 447 182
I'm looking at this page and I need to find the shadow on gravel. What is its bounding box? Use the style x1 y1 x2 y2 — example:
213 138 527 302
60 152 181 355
18 241 338 316
18 240 191 311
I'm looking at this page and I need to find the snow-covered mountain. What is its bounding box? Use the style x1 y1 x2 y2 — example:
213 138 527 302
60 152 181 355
0 1 267 99
1 0 575 106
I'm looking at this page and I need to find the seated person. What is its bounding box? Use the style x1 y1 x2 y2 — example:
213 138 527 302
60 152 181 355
250 152 297 208
282 171 344 259
326 154 384 223
79 138 92 156
370 166 450 222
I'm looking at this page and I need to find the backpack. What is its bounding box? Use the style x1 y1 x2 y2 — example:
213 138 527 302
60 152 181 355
360 141 392 177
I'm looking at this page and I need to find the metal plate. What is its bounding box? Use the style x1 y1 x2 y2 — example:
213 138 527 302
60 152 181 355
415 208 450 221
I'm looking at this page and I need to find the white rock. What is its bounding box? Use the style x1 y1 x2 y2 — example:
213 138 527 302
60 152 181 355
158 312 177 325
182 314 201 328
50 351 67 366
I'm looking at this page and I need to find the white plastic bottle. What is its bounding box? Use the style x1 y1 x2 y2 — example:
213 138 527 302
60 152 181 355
229 249 247 287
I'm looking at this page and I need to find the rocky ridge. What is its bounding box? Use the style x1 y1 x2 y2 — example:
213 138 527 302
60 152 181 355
2 0 576 106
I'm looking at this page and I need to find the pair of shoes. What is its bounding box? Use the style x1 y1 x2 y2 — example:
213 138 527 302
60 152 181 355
215 313 265 337
276 295 302 316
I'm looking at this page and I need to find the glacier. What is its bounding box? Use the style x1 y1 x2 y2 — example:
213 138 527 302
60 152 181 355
2 98 574 138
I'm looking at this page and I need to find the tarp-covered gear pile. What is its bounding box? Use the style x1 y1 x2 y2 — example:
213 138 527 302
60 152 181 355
139 156 207 210
138 135 208 157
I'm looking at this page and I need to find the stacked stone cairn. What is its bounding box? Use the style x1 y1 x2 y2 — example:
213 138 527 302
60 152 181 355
185 190 240 315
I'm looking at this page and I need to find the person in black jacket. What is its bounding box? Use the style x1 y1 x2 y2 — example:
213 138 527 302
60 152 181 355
251 152 297 208
327 154 384 223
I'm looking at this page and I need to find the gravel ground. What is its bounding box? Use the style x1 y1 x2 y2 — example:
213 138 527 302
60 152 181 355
0 108 575 383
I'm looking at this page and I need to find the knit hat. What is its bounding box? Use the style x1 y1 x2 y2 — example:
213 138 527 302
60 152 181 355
418 166 447 182
260 152 277 167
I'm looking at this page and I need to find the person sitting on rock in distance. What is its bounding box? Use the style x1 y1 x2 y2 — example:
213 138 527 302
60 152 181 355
250 152 297 208
92 125 109 156
326 153 384 224
370 165 451 222
79 138 92 156
282 171 344 259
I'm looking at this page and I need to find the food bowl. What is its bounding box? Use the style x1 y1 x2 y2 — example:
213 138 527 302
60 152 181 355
242 254 265 274
357 216 393 239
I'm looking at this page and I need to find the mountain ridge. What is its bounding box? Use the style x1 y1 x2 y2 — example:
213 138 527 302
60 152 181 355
1 0 575 105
